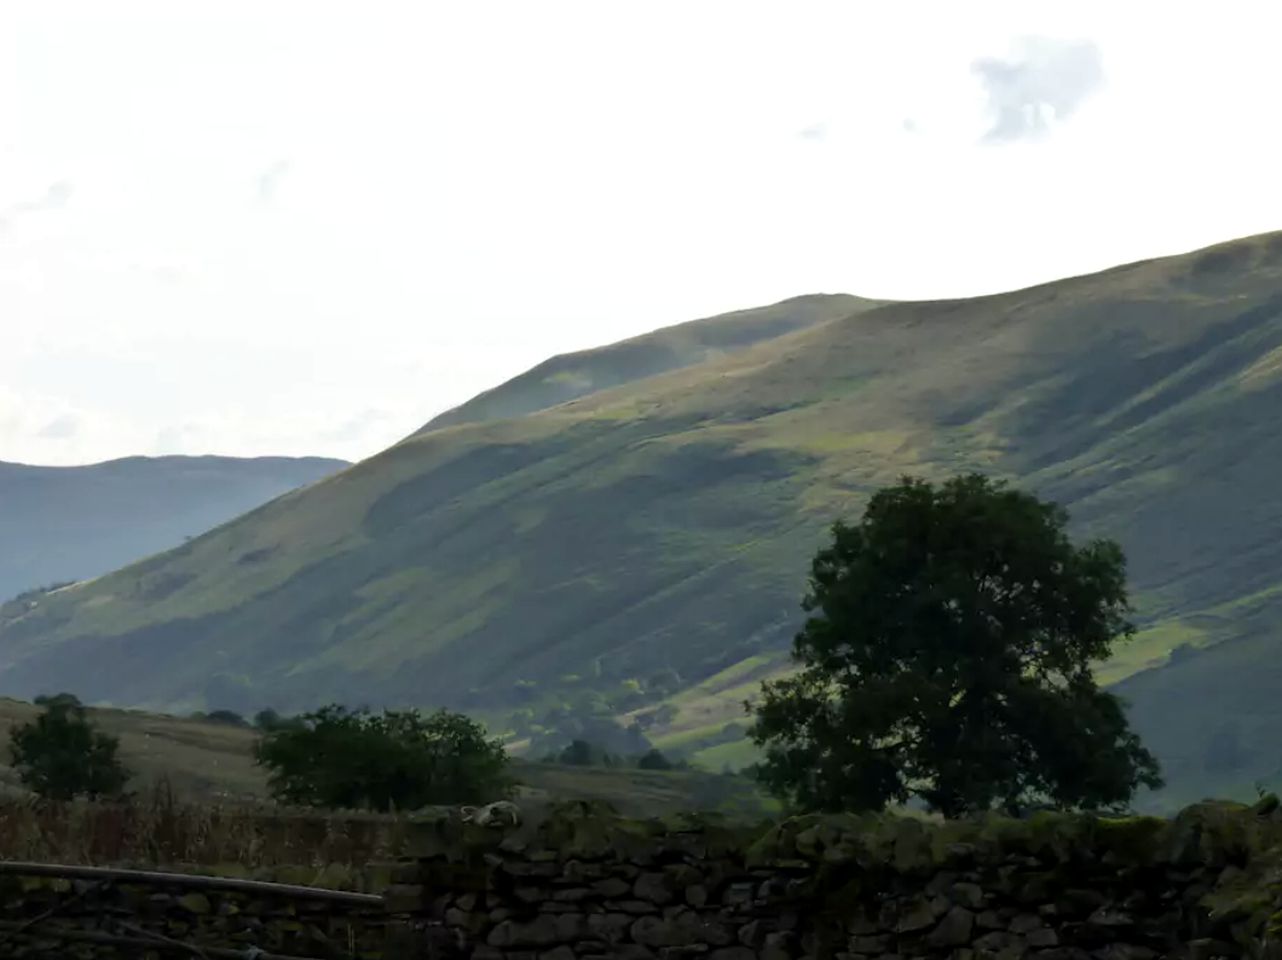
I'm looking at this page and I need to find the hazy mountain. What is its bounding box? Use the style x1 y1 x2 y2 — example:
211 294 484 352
0 455 348 602
3 233 1282 808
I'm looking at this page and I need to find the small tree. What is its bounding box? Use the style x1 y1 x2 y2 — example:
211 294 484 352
558 739 599 766
253 708 304 732
253 708 283 730
749 473 1163 817
253 704 511 811
33 692 83 710
636 748 674 771
204 710 249 727
10 699 131 801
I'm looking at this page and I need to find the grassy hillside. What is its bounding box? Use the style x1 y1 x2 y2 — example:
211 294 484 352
0 698 772 821
3 232 1282 810
416 293 885 433
0 455 348 602
0 697 265 800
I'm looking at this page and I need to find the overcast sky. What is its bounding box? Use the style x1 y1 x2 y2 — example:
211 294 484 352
3 1 1280 466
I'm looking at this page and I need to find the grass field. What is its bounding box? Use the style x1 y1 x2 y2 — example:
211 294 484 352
0 765 775 891
0 698 265 801
0 698 775 825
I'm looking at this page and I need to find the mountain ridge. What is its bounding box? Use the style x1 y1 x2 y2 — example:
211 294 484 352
415 293 886 434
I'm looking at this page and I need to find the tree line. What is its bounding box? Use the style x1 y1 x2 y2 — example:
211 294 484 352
8 473 1164 818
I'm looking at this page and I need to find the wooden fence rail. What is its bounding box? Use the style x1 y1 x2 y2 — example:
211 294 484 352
0 860 384 906
0 859 393 959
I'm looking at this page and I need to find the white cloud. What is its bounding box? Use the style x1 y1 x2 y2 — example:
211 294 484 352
0 180 74 231
36 414 80 440
1 1 1281 465
972 37 1104 143
256 160 291 204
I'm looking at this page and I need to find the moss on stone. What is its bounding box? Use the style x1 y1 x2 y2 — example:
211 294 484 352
533 804 657 861
1168 800 1282 867
1093 815 1167 864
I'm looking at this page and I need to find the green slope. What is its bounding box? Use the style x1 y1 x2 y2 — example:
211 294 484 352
3 232 1282 809
0 295 872 712
416 293 886 433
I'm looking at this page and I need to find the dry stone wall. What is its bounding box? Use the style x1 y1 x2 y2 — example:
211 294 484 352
391 798 1282 960
3 799 1282 959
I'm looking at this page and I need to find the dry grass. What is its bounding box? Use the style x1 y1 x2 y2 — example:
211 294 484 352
0 766 773 891
0 779 427 892
0 698 266 801
0 699 773 889
0 702 419 890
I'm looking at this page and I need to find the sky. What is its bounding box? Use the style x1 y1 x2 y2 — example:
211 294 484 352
3 1 1281 466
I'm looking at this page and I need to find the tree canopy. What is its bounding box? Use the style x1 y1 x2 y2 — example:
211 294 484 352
748 473 1163 818
9 698 131 801
636 747 675 771
253 704 511 811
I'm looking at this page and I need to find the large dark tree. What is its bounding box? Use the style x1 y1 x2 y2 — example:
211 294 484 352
253 704 511 811
748 473 1162 817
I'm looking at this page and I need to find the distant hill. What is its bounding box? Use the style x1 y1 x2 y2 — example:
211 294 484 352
0 455 348 602
3 233 1282 811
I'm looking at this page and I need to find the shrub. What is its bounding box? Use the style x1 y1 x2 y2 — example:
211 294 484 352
9 699 131 801
557 739 607 766
253 704 511 811
253 708 305 732
636 748 674 771
33 692 83 710
204 710 249 727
